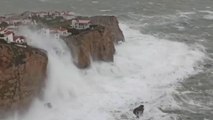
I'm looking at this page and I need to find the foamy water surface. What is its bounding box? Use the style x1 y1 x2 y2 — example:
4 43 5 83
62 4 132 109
6 24 206 120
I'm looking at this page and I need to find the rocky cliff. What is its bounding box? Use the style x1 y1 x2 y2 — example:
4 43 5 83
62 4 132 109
0 42 48 112
65 26 115 68
90 16 125 43
65 16 124 68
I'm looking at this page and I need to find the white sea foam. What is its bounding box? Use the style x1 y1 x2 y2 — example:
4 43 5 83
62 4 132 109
91 1 99 4
100 9 111 12
203 14 213 20
199 10 213 14
38 0 49 2
6 24 205 120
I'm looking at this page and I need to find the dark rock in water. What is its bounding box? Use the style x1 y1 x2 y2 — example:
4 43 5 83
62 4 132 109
45 102 52 109
204 63 212 69
120 114 128 119
133 105 144 118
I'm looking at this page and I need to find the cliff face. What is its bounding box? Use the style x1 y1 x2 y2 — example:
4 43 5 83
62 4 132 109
0 43 48 111
65 26 115 68
65 16 124 68
90 16 125 43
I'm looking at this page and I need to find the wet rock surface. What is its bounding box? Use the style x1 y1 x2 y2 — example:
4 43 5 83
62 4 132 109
65 16 124 68
90 16 125 43
0 43 48 112
65 25 116 68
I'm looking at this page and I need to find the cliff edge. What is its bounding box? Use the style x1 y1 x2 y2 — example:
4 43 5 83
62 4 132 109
65 26 115 68
65 16 124 68
90 16 124 43
0 42 48 112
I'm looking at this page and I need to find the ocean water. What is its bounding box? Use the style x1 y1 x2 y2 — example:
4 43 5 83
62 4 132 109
1 0 213 120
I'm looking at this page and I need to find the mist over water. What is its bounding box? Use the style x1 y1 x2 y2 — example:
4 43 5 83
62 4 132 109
4 24 206 120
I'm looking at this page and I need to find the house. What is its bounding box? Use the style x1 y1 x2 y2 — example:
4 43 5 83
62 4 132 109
41 28 59 39
63 14 73 20
0 28 27 46
53 11 61 17
4 31 15 43
13 36 27 47
58 28 69 36
6 19 22 26
62 11 75 20
49 29 60 39
0 28 6 34
41 27 70 39
22 19 32 25
71 19 91 30
29 12 38 18
13 36 26 44
63 14 75 20
38 11 48 18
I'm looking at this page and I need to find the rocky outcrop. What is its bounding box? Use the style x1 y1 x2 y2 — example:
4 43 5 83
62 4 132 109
90 16 124 43
65 26 115 68
65 16 124 68
0 42 48 112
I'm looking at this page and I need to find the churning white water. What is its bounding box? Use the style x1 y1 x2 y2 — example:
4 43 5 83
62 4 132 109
7 24 206 120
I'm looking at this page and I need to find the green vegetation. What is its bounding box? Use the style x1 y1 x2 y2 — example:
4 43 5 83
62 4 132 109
0 39 7 44
0 22 9 28
33 16 71 29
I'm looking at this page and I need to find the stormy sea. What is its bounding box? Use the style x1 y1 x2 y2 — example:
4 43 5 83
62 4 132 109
1 0 213 120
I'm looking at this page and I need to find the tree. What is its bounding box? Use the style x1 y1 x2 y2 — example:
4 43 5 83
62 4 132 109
0 22 9 28
0 34 4 37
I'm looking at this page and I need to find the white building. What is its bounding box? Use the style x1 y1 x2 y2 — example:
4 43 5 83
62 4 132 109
7 19 22 25
41 28 60 39
58 28 69 36
38 11 48 18
22 19 32 25
63 14 75 20
71 19 91 30
62 11 75 20
13 36 26 44
0 28 27 46
0 29 8 40
0 28 6 34
4 31 14 43
41 27 70 39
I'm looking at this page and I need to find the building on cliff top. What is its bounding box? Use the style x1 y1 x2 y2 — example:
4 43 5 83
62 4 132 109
41 27 70 39
71 18 91 30
13 36 26 44
0 28 27 47
4 31 15 43
58 27 69 36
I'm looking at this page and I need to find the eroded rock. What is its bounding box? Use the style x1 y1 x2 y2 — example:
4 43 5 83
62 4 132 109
90 16 125 43
0 43 48 112
65 26 115 68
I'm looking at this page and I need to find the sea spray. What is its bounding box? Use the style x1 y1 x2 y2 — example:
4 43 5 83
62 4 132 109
6 24 206 120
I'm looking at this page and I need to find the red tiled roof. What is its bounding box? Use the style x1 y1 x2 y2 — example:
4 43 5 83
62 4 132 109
4 31 14 35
